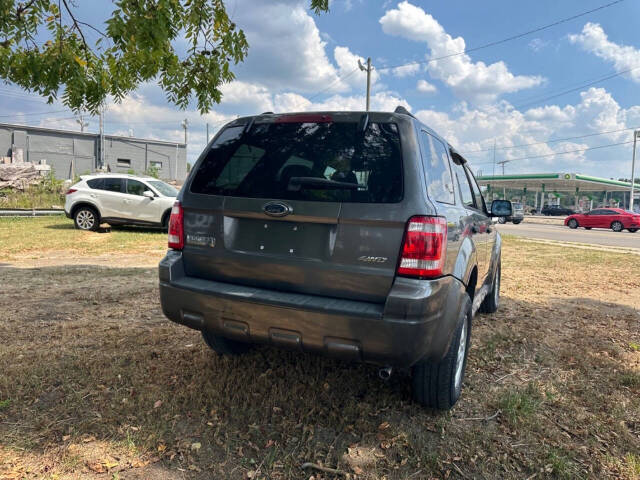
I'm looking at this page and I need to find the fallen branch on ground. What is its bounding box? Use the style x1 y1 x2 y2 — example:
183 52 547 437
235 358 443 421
301 462 346 476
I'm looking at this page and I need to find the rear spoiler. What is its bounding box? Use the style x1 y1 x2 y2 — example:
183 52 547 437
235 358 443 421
449 148 467 165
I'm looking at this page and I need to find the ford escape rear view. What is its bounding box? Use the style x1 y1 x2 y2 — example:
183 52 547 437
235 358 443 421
159 108 511 410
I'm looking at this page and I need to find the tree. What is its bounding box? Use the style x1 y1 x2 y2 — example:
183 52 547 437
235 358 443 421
0 0 329 114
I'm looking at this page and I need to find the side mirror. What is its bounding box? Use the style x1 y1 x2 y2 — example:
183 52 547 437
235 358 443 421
143 190 155 199
491 199 512 217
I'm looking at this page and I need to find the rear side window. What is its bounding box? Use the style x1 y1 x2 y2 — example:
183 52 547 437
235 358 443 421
451 161 474 208
190 121 403 203
88 177 122 192
420 131 454 204
102 178 123 192
87 178 103 189
466 167 486 212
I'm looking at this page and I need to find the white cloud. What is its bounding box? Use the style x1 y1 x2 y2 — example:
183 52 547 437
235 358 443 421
416 79 437 93
379 1 544 103
228 0 344 94
333 46 380 90
569 23 640 83
528 38 549 53
389 63 421 77
219 81 274 113
414 87 636 177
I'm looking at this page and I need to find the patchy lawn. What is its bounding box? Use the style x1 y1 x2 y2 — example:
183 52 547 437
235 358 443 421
0 218 638 479
0 216 166 266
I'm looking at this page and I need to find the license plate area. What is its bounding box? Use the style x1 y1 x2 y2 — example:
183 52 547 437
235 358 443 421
223 217 334 260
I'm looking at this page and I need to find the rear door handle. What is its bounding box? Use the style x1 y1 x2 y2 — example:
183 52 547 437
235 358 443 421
89 194 96 198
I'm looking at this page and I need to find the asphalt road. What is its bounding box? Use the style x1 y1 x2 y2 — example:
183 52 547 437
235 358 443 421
497 221 640 250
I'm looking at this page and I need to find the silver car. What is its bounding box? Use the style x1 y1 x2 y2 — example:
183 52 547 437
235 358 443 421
498 201 524 224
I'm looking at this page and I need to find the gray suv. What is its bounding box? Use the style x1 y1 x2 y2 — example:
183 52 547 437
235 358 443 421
159 108 511 410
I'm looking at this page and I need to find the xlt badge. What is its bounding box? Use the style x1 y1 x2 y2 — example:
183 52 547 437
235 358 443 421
186 234 216 248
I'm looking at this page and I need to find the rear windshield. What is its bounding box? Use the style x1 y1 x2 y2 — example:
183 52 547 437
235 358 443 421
190 120 403 203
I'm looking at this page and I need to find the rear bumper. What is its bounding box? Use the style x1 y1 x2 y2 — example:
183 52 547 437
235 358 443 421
159 251 468 367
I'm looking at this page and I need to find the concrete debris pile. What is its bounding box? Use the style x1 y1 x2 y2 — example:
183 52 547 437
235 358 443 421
0 163 44 190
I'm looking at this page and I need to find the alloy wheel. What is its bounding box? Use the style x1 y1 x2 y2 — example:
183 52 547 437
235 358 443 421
76 210 95 230
454 319 468 392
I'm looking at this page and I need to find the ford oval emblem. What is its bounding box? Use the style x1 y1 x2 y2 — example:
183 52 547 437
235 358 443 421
263 201 293 217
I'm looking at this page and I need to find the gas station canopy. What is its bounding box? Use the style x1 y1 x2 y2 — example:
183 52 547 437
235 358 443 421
476 173 635 193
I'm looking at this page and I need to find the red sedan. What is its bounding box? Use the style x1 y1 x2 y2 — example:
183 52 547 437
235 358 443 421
565 208 640 232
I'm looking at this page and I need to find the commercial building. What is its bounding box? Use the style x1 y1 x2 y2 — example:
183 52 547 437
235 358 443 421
0 122 187 181
477 172 639 212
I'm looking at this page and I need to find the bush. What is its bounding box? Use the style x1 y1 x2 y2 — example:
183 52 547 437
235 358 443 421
145 165 160 179
0 170 67 209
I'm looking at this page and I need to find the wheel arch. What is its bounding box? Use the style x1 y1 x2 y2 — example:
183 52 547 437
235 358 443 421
161 208 172 227
70 201 101 220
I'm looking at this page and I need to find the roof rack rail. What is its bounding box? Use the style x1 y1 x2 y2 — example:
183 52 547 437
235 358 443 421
261 111 274 115
394 105 416 118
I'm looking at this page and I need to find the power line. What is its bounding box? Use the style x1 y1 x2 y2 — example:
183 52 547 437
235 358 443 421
307 67 359 102
0 108 73 118
472 139 634 166
462 125 640 154
377 0 625 72
514 65 640 110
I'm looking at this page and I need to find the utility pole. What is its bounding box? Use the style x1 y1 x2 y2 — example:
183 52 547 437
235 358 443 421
492 138 496 177
181 118 189 145
497 160 508 175
358 57 372 111
76 115 89 133
180 119 189 181
99 107 105 169
631 129 639 212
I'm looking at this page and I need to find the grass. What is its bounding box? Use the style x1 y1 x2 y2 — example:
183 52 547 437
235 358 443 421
498 383 543 424
0 216 166 262
0 188 65 209
0 218 639 479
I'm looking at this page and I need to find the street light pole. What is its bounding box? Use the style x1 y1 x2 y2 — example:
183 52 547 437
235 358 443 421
631 129 638 212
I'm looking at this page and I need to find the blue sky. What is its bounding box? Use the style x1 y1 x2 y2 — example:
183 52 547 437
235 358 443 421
2 0 640 180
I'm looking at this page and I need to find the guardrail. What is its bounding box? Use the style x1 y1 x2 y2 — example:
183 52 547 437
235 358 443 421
0 208 64 217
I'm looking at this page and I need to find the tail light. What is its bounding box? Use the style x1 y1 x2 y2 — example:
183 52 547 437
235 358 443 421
167 201 184 250
65 188 77 195
397 216 447 278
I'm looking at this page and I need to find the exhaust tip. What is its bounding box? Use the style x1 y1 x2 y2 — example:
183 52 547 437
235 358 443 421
378 366 392 380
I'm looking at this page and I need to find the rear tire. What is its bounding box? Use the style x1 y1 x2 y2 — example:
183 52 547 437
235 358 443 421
161 210 171 232
73 206 99 231
628 228 638 233
611 221 623 232
479 262 500 314
498 217 507 224
567 219 579 229
202 329 251 355
585 227 592 230
512 220 522 225
412 296 471 410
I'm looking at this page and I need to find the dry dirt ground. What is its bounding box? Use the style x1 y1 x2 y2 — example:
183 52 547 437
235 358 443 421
1 217 639 479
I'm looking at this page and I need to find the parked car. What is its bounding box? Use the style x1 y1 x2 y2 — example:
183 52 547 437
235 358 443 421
64 174 178 231
565 208 640 232
541 204 574 216
159 108 512 410
498 201 524 224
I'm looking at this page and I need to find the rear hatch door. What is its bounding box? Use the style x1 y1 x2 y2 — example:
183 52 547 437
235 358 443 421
180 114 406 303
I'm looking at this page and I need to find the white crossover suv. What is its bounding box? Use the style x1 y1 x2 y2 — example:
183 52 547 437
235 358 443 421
64 174 179 231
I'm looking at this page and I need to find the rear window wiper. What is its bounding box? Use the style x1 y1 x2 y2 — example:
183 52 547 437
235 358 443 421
287 176 359 191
